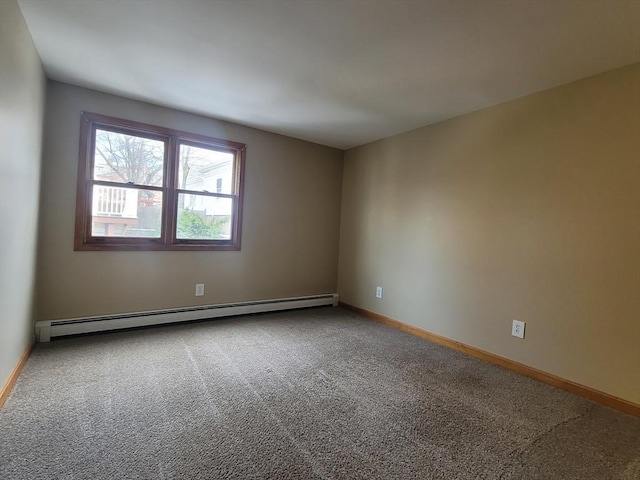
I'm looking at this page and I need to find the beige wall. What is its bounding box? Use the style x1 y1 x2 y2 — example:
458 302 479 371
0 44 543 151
338 63 640 404
0 0 46 385
36 82 343 320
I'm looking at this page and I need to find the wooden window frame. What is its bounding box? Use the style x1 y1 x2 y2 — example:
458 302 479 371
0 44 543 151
74 112 246 251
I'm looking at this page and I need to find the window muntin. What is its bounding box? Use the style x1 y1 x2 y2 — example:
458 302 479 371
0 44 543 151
75 112 245 251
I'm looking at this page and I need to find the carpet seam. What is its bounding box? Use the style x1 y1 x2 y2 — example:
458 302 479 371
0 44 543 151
497 409 590 479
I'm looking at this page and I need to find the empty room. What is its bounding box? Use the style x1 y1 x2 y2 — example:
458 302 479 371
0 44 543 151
1 0 639 479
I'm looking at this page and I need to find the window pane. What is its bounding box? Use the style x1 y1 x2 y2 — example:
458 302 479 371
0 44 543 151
94 129 164 186
179 144 234 194
176 194 232 240
91 186 162 237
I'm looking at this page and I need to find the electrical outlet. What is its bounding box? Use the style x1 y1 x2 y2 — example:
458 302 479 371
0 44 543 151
512 319 525 339
375 286 383 299
195 283 205 297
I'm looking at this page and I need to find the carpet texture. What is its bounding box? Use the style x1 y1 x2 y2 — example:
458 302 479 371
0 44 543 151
1 306 638 479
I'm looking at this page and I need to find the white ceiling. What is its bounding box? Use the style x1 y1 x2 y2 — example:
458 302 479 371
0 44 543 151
17 0 640 149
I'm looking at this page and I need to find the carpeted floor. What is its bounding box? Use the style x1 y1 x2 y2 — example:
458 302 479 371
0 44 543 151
1 306 638 479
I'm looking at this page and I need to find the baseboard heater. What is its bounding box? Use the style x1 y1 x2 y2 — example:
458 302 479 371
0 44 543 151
35 293 339 342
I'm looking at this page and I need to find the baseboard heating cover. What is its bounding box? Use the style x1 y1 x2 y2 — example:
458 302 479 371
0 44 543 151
35 293 339 342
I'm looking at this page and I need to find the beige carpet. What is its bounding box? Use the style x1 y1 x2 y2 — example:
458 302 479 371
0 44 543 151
1 306 638 479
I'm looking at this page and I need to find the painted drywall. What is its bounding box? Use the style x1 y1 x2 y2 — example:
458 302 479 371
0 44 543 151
338 63 640 404
36 82 343 320
0 0 46 385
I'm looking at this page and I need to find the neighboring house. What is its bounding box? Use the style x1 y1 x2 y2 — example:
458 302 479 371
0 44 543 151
91 185 140 236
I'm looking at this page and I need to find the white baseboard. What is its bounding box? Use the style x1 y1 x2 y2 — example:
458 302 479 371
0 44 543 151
35 293 339 342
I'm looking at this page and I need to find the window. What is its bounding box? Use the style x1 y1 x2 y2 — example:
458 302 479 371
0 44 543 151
74 112 245 251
